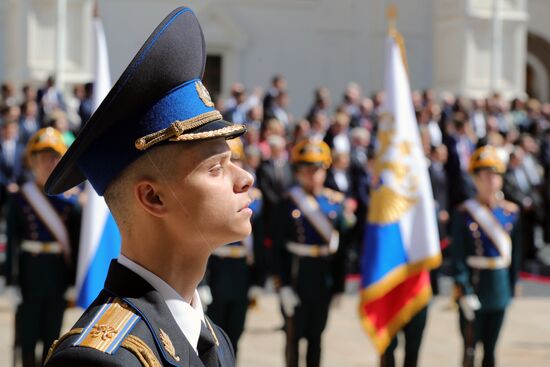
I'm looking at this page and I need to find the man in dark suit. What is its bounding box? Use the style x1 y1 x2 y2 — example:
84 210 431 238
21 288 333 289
0 120 26 205
262 74 286 118
36 76 66 124
443 116 476 209
539 128 550 242
256 135 294 272
429 144 450 295
324 151 352 196
503 146 543 265
44 7 251 367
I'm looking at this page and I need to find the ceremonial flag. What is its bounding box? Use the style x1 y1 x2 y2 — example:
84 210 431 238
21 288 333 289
359 28 441 353
75 10 121 308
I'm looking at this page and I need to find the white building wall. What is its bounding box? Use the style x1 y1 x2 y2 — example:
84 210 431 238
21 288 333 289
1 0 547 109
527 0 550 41
434 0 528 100
98 0 434 115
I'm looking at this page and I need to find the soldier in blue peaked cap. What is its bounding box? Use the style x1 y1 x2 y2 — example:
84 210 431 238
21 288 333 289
44 7 253 367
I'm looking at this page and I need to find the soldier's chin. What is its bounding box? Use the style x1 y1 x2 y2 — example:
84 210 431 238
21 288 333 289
227 222 252 243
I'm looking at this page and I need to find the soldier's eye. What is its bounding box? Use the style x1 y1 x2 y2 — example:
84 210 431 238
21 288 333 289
209 163 223 175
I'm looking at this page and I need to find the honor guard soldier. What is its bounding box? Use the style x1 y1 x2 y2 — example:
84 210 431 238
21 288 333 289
276 139 351 367
6 127 80 367
205 138 264 356
451 145 521 367
43 7 253 367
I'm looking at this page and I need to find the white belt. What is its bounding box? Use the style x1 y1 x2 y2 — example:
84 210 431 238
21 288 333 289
467 256 510 270
21 240 63 254
286 242 332 257
212 245 247 258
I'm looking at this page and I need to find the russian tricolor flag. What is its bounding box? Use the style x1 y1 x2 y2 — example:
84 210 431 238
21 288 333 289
359 32 441 354
75 11 121 309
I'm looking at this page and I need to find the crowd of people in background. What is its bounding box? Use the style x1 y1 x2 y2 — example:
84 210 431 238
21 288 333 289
1 74 549 282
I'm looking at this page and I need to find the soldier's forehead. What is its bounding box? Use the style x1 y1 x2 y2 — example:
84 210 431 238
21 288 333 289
177 138 231 164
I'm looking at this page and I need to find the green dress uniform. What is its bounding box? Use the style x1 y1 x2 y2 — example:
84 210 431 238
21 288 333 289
6 180 80 367
277 185 349 367
451 198 521 367
206 187 263 354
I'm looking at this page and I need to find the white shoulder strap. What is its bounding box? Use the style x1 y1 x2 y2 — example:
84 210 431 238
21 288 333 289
463 199 511 261
288 186 338 249
21 181 71 256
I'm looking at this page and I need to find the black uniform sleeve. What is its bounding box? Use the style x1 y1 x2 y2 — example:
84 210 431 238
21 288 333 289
450 209 474 296
331 210 351 295
67 202 82 285
509 215 522 296
45 348 131 367
250 207 266 287
5 193 25 286
273 199 293 288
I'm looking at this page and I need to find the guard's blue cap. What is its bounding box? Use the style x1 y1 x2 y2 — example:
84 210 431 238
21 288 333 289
45 7 246 196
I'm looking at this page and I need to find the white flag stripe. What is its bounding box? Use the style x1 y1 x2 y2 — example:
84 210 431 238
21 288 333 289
74 16 114 300
92 18 110 109
381 36 440 261
74 183 109 292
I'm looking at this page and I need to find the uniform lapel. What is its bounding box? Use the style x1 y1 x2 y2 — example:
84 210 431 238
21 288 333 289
103 260 202 367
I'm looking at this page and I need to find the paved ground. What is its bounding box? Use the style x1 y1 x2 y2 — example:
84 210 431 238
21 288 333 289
1 279 549 367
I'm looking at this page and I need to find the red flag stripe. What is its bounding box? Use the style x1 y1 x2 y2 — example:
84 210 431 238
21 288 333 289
361 271 429 329
359 271 432 354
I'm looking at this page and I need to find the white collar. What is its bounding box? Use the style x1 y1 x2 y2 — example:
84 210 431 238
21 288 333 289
117 254 204 354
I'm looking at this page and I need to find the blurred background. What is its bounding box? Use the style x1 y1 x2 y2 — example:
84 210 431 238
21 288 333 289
1 1 550 366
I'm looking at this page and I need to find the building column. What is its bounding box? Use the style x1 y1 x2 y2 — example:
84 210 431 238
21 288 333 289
433 0 529 100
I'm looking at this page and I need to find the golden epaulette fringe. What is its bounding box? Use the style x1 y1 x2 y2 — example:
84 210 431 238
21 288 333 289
122 335 162 367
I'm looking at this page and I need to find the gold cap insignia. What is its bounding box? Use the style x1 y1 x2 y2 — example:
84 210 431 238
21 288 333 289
196 81 215 107
159 328 180 361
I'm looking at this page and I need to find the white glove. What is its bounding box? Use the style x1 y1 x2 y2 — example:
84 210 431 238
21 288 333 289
6 286 22 310
198 285 213 306
330 294 343 309
279 286 300 317
248 285 263 300
459 294 481 321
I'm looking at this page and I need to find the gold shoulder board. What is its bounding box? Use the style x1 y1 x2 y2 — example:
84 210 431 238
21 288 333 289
323 188 345 204
502 200 519 214
73 297 141 354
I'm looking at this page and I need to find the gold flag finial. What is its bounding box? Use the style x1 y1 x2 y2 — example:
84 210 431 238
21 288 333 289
385 4 409 77
387 4 397 35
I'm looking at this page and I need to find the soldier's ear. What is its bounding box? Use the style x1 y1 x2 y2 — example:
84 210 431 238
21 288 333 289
134 180 167 218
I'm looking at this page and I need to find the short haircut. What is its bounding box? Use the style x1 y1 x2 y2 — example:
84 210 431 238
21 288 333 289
103 143 185 231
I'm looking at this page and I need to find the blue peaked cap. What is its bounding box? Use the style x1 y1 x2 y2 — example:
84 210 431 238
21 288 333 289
45 7 246 196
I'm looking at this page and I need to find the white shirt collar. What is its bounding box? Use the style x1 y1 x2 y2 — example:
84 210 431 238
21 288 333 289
117 254 204 354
